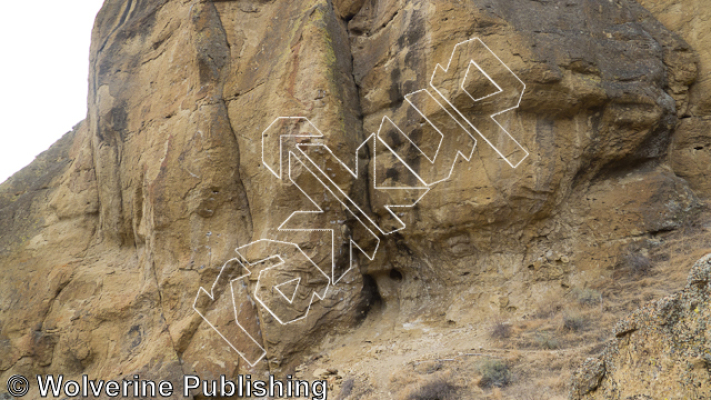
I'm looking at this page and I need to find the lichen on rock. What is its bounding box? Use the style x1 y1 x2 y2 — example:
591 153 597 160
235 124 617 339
571 254 711 399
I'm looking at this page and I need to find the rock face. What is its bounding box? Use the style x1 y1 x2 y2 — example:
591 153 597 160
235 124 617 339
636 0 711 199
571 254 711 400
0 0 710 398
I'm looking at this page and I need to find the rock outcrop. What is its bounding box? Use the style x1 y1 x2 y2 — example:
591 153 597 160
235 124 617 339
571 254 711 399
636 0 711 200
1 0 710 398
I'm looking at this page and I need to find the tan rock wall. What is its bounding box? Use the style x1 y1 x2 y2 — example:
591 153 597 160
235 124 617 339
0 0 708 397
638 0 711 198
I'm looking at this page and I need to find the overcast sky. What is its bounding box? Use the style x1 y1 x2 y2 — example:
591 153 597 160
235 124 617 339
0 1 105 184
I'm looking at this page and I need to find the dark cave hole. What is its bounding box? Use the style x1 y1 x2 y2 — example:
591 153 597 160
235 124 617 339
694 146 704 150
357 274 382 322
389 269 403 281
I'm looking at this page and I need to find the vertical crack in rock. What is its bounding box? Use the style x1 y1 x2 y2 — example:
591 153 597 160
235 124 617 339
182 0 264 375
149 259 185 375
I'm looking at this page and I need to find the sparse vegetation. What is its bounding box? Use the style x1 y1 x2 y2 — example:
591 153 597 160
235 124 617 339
562 312 588 332
534 332 560 350
406 378 459 400
478 359 513 389
616 251 653 278
490 320 512 340
571 288 601 306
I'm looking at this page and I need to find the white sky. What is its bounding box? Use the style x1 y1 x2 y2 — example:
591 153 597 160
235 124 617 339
0 1 105 184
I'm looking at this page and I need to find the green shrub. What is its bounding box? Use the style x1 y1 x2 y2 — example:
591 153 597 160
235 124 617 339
477 359 512 389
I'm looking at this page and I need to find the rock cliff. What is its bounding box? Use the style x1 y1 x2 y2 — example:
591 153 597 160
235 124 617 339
1 0 710 399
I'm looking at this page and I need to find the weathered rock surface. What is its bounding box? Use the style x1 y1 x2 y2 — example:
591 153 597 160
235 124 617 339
571 254 711 400
637 0 711 198
0 0 710 398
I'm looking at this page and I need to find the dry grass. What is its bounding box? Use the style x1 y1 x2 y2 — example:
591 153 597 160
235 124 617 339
538 332 561 350
561 312 588 333
571 287 601 306
393 371 461 400
614 251 653 279
404 378 459 400
468 221 711 400
478 223 711 400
